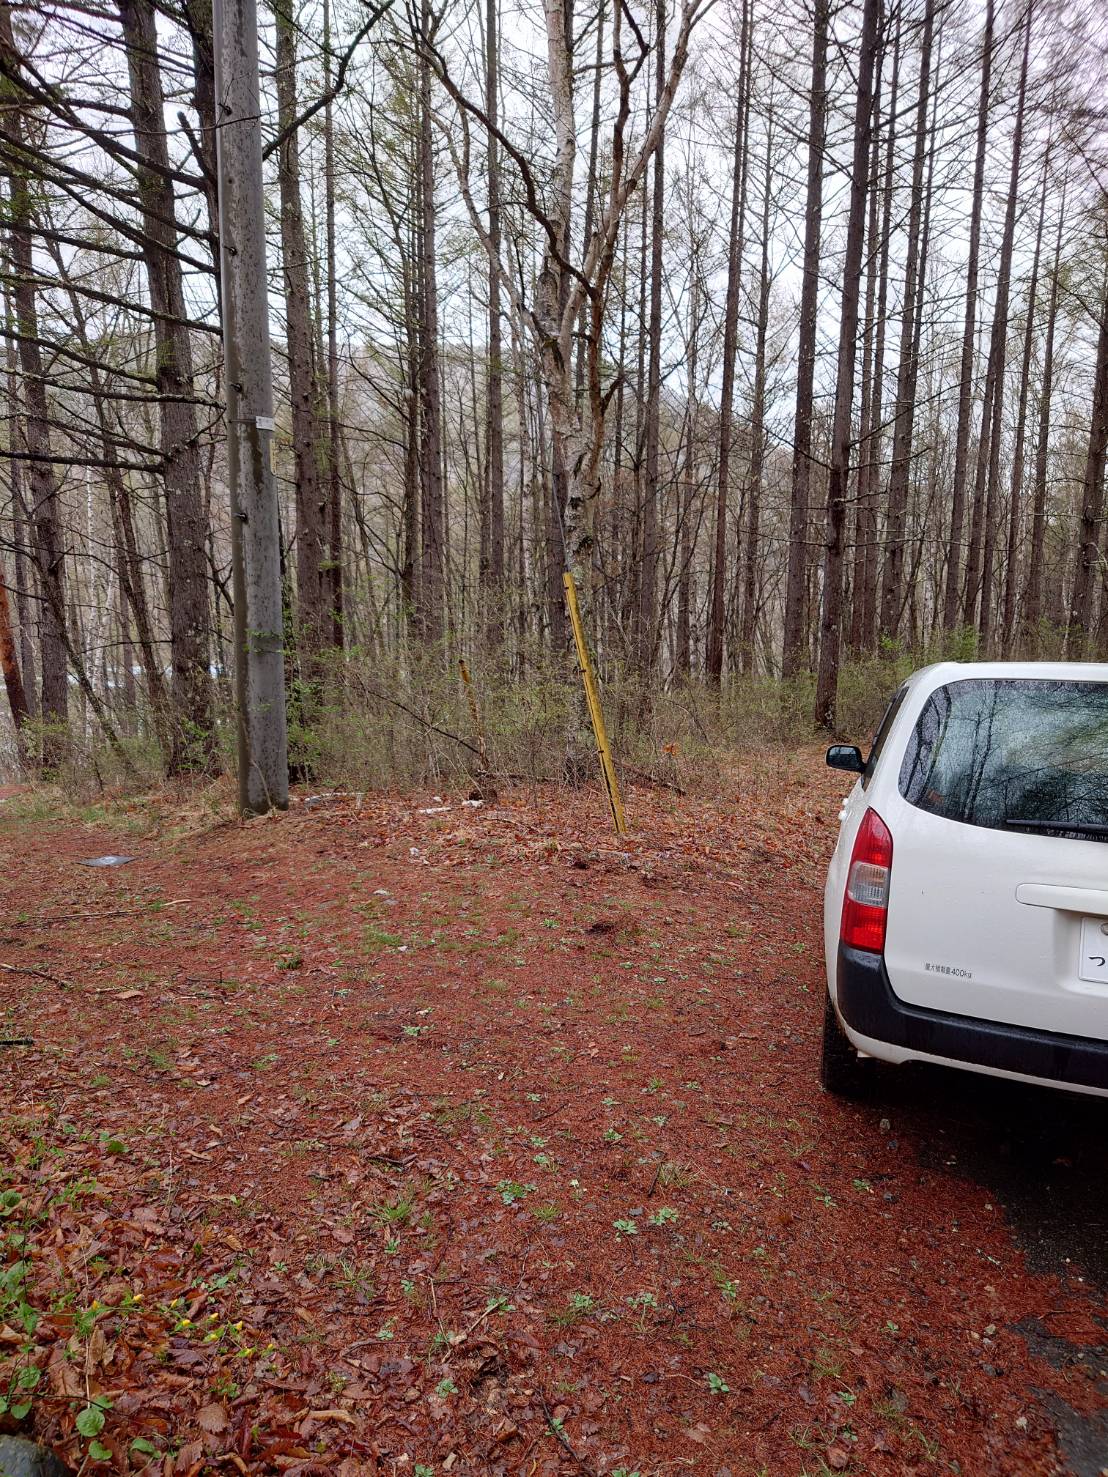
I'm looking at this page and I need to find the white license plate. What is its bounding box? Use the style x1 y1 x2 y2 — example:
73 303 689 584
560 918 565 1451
1078 917 1108 983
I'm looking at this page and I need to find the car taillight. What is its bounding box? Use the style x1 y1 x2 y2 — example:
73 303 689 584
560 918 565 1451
840 808 893 954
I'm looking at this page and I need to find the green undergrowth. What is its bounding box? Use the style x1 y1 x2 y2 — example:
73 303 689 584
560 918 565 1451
275 647 922 793
1 626 1051 805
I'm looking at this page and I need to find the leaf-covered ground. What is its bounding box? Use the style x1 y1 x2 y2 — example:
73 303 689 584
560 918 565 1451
2 756 1106 1476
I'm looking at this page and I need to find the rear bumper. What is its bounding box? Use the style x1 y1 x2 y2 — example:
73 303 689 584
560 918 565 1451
836 945 1108 1091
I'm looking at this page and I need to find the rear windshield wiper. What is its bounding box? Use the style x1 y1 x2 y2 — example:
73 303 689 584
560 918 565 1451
1003 818 1108 839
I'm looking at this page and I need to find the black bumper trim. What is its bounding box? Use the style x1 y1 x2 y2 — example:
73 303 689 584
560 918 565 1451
836 945 1108 1091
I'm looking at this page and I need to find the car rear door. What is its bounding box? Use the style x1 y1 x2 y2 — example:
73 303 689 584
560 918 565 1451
874 675 1108 1040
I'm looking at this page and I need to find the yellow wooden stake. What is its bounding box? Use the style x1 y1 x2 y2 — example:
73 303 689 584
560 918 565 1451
563 570 627 836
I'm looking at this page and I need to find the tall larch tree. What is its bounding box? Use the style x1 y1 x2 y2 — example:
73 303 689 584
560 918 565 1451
814 0 881 727
118 0 215 770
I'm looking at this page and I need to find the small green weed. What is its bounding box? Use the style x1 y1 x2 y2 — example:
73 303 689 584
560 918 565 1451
496 1180 534 1206
647 1207 678 1227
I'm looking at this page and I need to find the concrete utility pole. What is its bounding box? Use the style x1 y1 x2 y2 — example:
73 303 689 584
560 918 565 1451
213 0 289 814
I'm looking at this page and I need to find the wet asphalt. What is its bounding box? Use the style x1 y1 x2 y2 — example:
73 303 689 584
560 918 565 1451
861 1063 1108 1475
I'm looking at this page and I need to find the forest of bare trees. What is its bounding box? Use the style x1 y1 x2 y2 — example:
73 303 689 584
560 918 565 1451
0 0 1106 794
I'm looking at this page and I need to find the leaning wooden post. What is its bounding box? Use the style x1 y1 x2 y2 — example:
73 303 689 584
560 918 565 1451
563 571 627 836
213 0 289 814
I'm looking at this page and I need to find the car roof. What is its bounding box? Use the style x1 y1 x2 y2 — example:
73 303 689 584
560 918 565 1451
905 659 1108 688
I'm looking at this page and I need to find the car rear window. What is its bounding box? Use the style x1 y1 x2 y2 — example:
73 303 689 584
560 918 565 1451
863 682 909 789
898 678 1108 837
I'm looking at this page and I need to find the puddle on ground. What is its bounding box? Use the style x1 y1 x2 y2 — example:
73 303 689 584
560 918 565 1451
1014 1318 1108 1477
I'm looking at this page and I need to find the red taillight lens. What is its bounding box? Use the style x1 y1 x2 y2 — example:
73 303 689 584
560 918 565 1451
840 808 893 954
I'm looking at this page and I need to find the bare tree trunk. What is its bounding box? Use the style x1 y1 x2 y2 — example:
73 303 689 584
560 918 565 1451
1067 268 1108 656
538 0 576 656
417 0 445 644
323 0 344 648
2 303 36 719
182 0 219 238
118 0 215 771
481 0 505 637
214 0 289 812
706 0 749 683
782 0 827 678
0 23 69 764
11 477 36 721
942 0 993 631
275 0 326 656
1024 179 1066 641
516 325 532 665
637 0 666 675
612 219 629 641
975 6 1031 652
879 0 934 644
675 271 698 678
110 473 168 729
849 43 884 654
118 589 137 721
901 30 940 644
859 10 900 651
628 171 647 647
402 214 421 627
962 370 995 629
574 0 606 408
814 0 880 729
1002 143 1049 651
740 110 773 675
537 381 563 645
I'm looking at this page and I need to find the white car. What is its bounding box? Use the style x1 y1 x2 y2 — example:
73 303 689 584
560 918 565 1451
822 660 1108 1098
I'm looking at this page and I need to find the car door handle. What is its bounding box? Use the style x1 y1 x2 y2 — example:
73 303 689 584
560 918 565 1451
1016 883 1108 917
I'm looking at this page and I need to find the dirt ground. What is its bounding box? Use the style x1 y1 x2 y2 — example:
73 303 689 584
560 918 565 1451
2 754 1107 1477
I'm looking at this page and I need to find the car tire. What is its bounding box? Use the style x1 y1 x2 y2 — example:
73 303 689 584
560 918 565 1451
820 992 874 1099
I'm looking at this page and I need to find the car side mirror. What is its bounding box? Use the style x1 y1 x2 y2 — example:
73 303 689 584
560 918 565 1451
826 744 866 775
